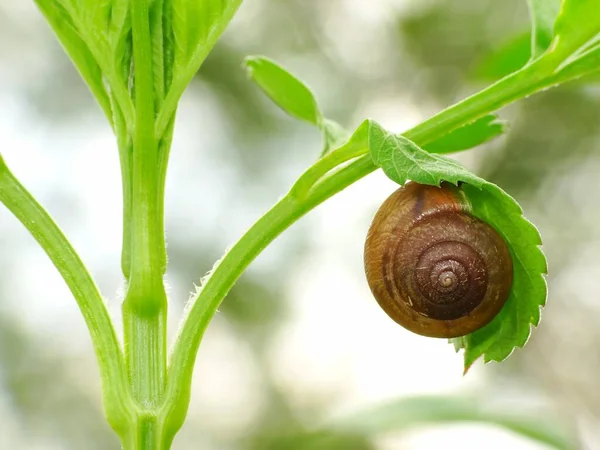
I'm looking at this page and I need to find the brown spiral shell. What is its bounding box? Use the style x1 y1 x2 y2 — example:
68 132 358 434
364 182 513 338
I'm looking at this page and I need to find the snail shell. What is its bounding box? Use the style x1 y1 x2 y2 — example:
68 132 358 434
364 182 513 338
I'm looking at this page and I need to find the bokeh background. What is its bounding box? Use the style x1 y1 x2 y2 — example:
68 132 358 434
0 0 598 449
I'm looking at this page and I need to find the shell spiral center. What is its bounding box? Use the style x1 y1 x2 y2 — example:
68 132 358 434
411 240 488 320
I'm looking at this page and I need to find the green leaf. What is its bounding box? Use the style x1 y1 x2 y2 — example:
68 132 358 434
243 55 352 157
82 0 112 34
150 0 167 102
324 395 575 450
550 0 600 59
423 114 506 154
171 0 242 72
109 0 132 65
113 17 133 85
452 183 547 371
527 0 561 59
156 0 243 137
368 122 547 369
109 0 130 44
368 121 483 187
244 56 322 125
162 0 175 92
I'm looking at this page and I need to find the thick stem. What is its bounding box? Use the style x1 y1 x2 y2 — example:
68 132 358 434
125 0 168 423
120 413 171 450
129 0 164 283
123 304 167 407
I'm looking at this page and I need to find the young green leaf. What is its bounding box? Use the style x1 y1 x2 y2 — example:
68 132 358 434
368 121 483 187
109 0 130 43
82 0 112 35
244 55 351 157
526 0 560 59
108 0 131 67
171 0 242 73
368 122 547 370
156 0 243 137
149 0 167 102
161 0 175 92
112 16 133 86
423 114 506 154
243 55 322 125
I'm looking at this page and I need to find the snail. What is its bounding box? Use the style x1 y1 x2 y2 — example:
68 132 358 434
364 182 513 338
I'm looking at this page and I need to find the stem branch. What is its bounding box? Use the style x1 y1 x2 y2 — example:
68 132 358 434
163 55 563 432
0 157 134 434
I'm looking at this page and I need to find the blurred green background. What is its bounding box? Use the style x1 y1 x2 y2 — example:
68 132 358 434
0 0 597 449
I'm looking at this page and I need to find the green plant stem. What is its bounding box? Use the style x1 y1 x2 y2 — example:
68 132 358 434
0 157 135 435
290 121 369 199
162 54 569 432
160 195 303 438
289 55 558 202
299 56 570 205
120 412 171 450
130 0 163 282
124 5 168 450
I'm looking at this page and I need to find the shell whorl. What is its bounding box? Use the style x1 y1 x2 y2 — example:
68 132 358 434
364 182 513 338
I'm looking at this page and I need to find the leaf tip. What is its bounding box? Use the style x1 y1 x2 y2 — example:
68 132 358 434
242 55 262 73
463 358 476 375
